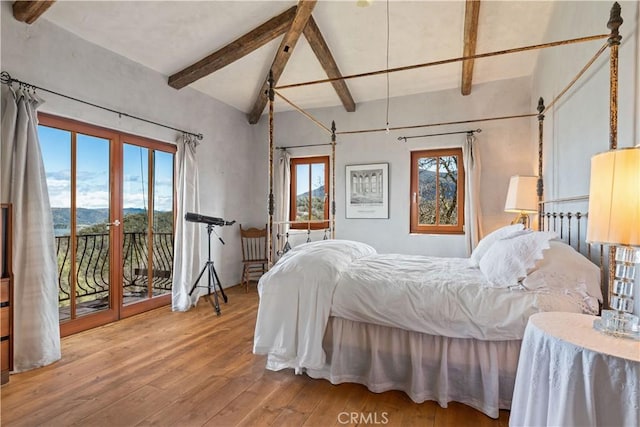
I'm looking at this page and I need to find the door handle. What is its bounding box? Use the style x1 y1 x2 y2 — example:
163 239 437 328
106 219 121 229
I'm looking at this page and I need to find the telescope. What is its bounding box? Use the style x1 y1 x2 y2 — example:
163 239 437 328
185 212 236 227
185 212 233 315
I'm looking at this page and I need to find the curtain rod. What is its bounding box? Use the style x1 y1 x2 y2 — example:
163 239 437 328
397 129 481 142
0 71 203 140
338 113 534 135
276 143 335 149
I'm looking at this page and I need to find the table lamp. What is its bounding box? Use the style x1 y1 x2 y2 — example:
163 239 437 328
587 147 640 340
504 175 538 229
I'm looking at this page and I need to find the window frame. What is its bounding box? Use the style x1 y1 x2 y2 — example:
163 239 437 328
289 156 330 230
410 148 465 234
37 112 177 336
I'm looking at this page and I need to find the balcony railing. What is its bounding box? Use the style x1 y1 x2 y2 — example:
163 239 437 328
55 232 173 305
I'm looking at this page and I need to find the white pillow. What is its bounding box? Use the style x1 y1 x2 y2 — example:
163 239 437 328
523 240 603 302
479 231 556 288
469 224 525 266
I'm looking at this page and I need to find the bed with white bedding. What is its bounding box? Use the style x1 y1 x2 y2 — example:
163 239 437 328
253 227 602 418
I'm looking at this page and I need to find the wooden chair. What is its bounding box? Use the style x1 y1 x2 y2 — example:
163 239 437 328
239 224 268 292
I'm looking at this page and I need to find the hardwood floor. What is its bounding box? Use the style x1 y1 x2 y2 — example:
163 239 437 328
1 285 510 426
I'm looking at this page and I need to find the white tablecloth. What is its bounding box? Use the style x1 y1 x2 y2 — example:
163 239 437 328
510 312 640 427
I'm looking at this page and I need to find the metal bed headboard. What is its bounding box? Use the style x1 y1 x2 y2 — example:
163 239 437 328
539 196 609 309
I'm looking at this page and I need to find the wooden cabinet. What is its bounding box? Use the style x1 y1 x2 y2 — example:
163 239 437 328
1 204 13 385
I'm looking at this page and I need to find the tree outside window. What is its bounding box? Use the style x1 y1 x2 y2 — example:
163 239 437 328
410 148 465 234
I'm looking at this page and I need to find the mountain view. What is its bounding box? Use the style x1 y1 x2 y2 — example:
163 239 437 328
52 208 173 235
418 169 457 200
418 169 459 225
52 208 144 228
295 185 326 222
296 185 325 198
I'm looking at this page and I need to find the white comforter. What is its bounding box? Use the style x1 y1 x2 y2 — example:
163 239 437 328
253 240 582 372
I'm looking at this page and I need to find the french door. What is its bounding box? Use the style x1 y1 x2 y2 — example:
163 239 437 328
120 136 175 318
38 114 176 336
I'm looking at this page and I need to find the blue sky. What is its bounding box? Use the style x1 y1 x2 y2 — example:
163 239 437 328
295 163 325 196
39 125 174 211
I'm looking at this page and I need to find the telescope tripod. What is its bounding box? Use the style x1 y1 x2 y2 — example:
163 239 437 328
189 224 228 315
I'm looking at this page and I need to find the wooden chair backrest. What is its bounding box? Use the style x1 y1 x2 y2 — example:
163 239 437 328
239 225 267 262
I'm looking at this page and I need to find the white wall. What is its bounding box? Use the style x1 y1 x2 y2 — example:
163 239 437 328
262 77 534 257
0 3 265 287
532 1 639 313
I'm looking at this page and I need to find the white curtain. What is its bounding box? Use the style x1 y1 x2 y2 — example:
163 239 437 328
1 86 61 372
171 134 201 311
276 150 291 254
463 132 483 255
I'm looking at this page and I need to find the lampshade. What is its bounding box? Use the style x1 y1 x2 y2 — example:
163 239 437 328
504 175 538 213
587 147 640 246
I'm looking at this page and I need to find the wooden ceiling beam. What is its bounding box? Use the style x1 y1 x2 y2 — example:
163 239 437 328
13 1 55 24
168 6 297 90
303 15 356 113
247 0 317 124
461 0 481 96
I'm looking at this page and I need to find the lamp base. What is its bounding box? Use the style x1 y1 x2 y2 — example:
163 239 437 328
593 309 640 340
510 212 530 229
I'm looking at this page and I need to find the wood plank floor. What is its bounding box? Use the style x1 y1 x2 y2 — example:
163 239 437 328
1 285 510 426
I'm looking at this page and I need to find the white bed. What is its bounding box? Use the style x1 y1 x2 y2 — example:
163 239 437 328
253 228 602 418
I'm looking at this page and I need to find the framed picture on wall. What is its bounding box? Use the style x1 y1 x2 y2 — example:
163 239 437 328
345 163 389 219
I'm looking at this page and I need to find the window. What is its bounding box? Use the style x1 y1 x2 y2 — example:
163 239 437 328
38 113 176 336
290 156 330 229
410 148 465 234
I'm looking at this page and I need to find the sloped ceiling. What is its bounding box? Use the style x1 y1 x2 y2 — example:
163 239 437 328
42 1 558 116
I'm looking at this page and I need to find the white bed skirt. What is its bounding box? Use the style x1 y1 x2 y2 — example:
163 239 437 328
304 317 522 419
